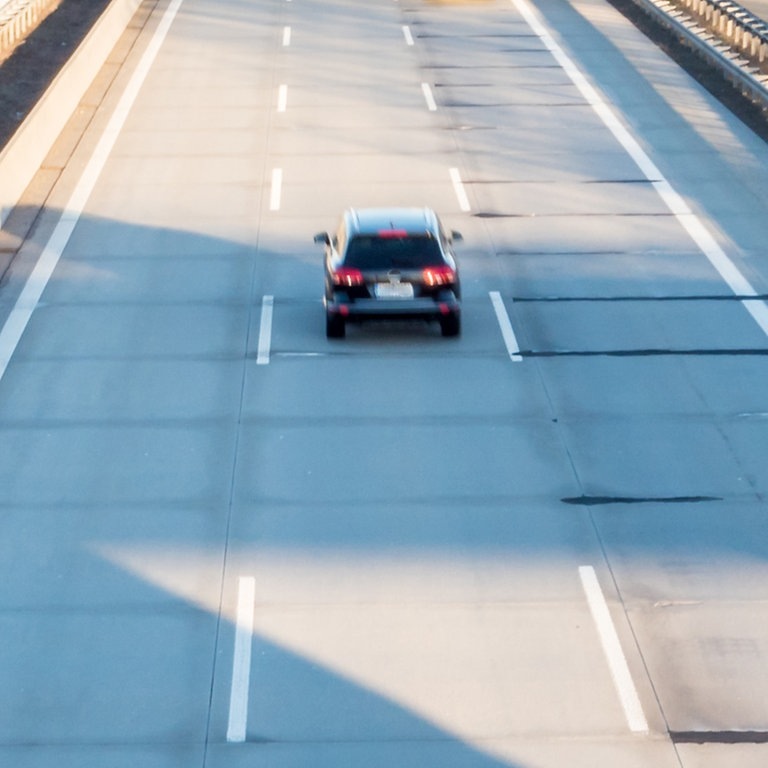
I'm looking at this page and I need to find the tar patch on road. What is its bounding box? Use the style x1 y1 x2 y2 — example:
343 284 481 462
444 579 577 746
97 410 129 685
670 731 768 743
562 495 722 505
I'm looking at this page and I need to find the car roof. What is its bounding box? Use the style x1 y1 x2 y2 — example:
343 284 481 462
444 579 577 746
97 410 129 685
345 207 440 236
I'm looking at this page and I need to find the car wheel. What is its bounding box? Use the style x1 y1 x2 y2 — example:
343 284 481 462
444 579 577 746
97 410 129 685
326 313 346 339
440 313 461 337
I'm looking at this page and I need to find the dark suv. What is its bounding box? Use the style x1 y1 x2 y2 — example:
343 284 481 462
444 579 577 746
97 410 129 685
315 207 462 339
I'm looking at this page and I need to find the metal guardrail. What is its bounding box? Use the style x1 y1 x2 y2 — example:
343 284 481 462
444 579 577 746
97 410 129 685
0 0 58 61
675 0 768 71
628 0 768 109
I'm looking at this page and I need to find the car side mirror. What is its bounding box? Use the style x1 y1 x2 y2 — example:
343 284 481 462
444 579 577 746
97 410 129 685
314 232 331 246
450 230 463 243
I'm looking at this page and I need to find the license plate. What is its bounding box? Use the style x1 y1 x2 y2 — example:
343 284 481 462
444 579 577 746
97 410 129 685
375 282 414 299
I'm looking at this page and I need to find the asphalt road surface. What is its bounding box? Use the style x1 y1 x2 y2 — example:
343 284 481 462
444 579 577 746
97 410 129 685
740 0 768 18
2 0 768 766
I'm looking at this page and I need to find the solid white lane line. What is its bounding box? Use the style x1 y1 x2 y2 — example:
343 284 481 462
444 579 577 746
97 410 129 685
402 25 414 45
489 291 523 362
226 576 256 743
277 83 288 113
449 167 471 212
269 168 282 211
511 0 768 341
256 295 274 365
282 26 291 46
0 0 185 384
579 566 649 734
652 179 768 334
421 82 437 111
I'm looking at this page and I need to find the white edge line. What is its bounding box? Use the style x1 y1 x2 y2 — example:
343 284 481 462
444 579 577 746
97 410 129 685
421 82 437 111
226 576 256 743
449 167 470 212
402 25 414 45
256 295 274 365
579 566 649 734
0 0 185 383
510 0 768 341
269 168 282 211
489 291 523 362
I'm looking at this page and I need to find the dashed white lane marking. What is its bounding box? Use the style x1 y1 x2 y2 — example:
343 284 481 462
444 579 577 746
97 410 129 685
579 566 649 734
282 26 291 46
0 0 185 384
402 25 414 45
421 82 437 111
226 576 256 743
489 291 523 362
511 0 768 341
277 83 288 112
256 295 274 365
269 168 283 211
449 167 471 212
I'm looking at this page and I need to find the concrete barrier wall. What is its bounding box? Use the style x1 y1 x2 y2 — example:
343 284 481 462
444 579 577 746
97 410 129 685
0 0 142 226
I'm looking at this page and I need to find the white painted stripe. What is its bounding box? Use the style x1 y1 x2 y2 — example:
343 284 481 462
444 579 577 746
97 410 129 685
226 576 255 743
282 26 291 46
511 0 768 340
489 291 523 362
269 168 282 211
402 25 414 46
421 82 437 111
449 167 471 212
0 0 185 383
579 566 649 734
256 295 274 365
277 83 288 113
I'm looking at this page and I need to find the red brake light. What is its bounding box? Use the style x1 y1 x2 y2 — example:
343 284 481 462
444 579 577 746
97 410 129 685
377 229 409 238
422 265 456 286
332 267 365 287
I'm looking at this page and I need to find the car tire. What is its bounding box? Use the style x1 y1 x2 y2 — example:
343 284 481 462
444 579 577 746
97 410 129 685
326 313 346 339
440 313 461 337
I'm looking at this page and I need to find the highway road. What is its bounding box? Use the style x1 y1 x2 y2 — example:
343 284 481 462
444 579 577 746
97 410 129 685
1 0 768 766
739 0 768 19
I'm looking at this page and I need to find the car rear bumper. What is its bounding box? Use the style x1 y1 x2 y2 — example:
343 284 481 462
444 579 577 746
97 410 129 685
326 294 460 322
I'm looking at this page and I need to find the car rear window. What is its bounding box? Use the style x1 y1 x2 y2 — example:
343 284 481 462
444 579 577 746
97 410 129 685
344 235 443 270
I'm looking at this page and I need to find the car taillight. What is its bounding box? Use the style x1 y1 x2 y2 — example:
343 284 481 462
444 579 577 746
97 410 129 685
332 267 365 287
422 265 456 286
